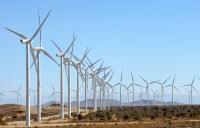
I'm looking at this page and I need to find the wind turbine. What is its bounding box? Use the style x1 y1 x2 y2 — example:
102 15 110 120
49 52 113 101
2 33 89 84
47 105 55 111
138 89 146 106
182 75 198 105
71 48 90 114
72 54 101 113
11 86 22 104
155 77 170 105
51 34 76 119
128 71 145 106
165 75 181 106
86 58 110 111
113 71 124 108
97 69 113 109
30 10 59 122
103 70 114 109
31 89 37 105
138 75 157 107
183 88 191 104
50 86 59 102
151 89 158 105
5 10 51 126
113 71 129 108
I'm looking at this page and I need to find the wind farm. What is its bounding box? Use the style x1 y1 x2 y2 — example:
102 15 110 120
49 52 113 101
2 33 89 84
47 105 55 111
1 1 200 128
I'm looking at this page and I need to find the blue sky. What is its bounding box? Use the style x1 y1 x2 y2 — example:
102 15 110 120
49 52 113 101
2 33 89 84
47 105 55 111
1 0 200 104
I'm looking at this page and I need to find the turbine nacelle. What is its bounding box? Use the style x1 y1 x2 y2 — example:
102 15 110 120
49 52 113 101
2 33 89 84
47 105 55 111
32 47 43 51
56 53 63 57
20 39 30 44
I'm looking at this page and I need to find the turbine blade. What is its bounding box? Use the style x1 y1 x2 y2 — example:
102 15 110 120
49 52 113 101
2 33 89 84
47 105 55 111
192 75 196 85
86 58 102 70
120 70 123 82
113 83 120 87
80 47 90 63
138 75 148 84
18 85 22 91
122 84 128 90
42 49 59 66
193 86 199 95
71 61 78 70
64 64 68 79
30 51 40 70
162 77 170 85
164 85 171 87
102 69 112 80
63 35 77 55
30 10 51 41
29 44 38 72
131 71 134 83
4 27 27 39
181 84 190 87
174 86 181 94
128 83 133 89
51 40 62 53
172 74 176 85
38 8 42 47
108 71 115 82
135 83 145 88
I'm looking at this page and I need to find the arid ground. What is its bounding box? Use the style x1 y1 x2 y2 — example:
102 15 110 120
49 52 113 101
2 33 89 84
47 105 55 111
1 104 200 127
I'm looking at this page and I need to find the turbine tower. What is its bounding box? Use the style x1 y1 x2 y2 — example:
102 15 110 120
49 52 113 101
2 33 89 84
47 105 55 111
71 48 90 114
128 71 144 106
52 35 76 119
138 75 156 107
182 75 198 105
11 86 22 104
155 77 170 105
72 54 101 113
5 10 51 126
31 89 37 105
166 75 181 106
86 58 109 111
113 71 129 108
50 85 59 101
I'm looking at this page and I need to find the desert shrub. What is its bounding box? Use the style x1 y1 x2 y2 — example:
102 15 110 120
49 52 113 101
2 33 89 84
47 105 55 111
0 115 7 125
78 114 82 120
123 114 130 120
12 113 17 119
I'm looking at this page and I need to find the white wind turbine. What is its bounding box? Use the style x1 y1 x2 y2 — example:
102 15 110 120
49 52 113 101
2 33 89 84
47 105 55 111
182 75 198 105
138 75 157 107
30 10 59 122
73 55 101 113
128 71 145 107
86 58 110 111
183 88 191 104
110 88 117 107
151 89 158 105
155 77 170 105
11 86 22 104
113 71 129 108
123 85 131 107
31 89 37 105
138 89 146 106
71 48 90 114
51 35 76 119
103 70 114 109
165 75 181 106
50 86 60 101
5 10 51 126
99 67 111 110
96 69 113 109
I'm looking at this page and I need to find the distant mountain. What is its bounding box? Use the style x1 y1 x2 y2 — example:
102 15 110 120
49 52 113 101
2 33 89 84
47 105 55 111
42 99 184 108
